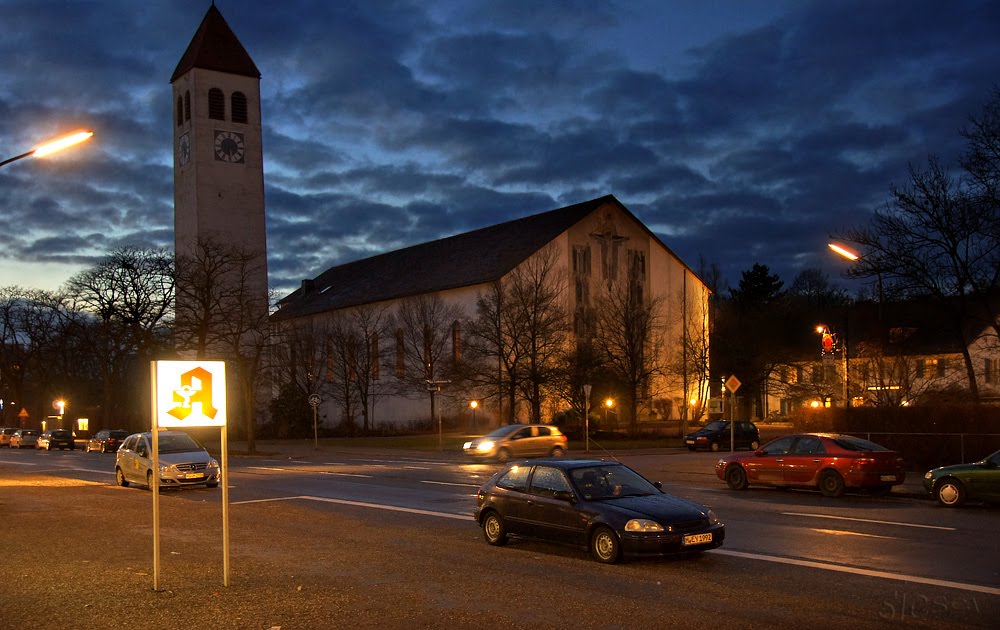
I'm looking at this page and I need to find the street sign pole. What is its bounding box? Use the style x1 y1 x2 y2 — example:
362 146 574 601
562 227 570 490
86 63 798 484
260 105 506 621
725 375 742 453
308 394 321 449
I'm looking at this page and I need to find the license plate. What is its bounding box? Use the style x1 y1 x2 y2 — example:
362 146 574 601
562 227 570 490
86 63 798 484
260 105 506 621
880 474 896 482
185 472 205 479
685 440 695 445
682 533 713 546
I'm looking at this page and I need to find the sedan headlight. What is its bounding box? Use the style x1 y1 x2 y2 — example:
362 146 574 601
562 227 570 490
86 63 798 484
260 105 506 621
477 441 495 452
463 441 473 449
707 509 720 525
624 519 664 533
924 471 933 479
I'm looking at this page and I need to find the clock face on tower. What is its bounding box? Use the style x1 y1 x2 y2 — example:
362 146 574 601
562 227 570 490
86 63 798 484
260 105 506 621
214 130 245 163
178 133 190 166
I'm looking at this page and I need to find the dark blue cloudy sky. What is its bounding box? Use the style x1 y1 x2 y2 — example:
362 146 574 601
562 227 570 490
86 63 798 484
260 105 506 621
1 0 998 298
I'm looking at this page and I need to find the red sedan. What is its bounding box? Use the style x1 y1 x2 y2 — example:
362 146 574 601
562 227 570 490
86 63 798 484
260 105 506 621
715 433 906 497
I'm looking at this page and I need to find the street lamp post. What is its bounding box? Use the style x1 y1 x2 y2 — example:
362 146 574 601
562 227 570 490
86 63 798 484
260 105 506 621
469 400 478 432
1 130 94 168
604 398 614 432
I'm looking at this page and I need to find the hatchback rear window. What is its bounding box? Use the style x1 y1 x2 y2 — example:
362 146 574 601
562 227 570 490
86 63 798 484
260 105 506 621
833 436 889 452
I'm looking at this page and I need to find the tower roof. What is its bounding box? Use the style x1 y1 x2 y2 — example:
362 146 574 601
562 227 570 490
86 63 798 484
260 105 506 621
171 4 260 82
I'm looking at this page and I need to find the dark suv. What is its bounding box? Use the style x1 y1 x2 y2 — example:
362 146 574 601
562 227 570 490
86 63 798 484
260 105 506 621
685 421 760 452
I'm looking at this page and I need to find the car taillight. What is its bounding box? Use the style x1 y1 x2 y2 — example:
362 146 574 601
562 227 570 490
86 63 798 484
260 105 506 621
855 457 874 465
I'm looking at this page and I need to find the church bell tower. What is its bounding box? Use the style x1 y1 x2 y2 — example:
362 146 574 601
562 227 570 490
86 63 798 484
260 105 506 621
171 4 268 326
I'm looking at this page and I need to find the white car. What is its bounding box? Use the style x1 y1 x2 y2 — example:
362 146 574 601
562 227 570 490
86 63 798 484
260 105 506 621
115 431 220 489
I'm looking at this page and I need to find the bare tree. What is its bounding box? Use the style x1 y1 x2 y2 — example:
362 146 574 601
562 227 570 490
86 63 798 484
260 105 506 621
394 294 464 426
63 247 174 427
347 304 392 433
466 279 520 425
507 244 569 423
174 238 271 451
593 275 665 436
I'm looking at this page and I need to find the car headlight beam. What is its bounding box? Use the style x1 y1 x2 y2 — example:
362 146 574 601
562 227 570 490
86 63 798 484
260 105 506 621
477 441 495 452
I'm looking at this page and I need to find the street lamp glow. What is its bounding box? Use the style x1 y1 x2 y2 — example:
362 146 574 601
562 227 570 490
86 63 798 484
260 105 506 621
0 130 95 168
33 130 94 158
604 398 614 409
828 243 859 261
469 400 478 410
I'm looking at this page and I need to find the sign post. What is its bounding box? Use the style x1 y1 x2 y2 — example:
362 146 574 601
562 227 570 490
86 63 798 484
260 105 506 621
724 375 742 453
308 394 321 449
150 360 229 590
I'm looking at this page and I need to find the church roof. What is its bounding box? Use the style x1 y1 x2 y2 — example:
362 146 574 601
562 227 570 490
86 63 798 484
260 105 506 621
170 5 260 82
273 195 639 321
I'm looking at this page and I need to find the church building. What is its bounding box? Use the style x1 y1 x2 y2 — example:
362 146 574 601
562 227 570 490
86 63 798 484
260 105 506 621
169 5 711 435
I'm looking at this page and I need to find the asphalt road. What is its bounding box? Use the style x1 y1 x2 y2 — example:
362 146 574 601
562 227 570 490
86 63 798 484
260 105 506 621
1 443 998 629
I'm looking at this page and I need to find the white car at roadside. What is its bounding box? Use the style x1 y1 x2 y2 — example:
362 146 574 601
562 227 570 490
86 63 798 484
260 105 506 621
115 431 220 489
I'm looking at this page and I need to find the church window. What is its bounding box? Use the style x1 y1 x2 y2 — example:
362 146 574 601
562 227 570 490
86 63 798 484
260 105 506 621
176 96 183 127
452 321 462 363
231 92 248 124
985 358 999 383
573 245 591 276
395 329 405 378
184 91 191 121
208 88 225 120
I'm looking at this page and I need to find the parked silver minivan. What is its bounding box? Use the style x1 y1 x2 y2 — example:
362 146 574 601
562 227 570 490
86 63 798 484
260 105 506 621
115 431 220 489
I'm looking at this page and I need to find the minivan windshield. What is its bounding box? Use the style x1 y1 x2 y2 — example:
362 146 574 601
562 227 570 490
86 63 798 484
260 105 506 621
156 433 205 454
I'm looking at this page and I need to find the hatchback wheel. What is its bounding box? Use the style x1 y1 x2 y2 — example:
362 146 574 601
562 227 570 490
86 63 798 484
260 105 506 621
549 446 565 458
935 478 966 507
590 526 621 564
116 468 129 488
725 465 748 490
482 511 508 546
496 447 512 464
749 440 760 450
819 470 845 498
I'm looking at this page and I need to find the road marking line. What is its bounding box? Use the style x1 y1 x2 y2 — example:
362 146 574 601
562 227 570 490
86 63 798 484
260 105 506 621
403 465 432 470
248 466 290 472
715 549 1000 596
811 528 894 539
233 495 470 520
319 471 372 478
782 512 955 531
421 480 480 488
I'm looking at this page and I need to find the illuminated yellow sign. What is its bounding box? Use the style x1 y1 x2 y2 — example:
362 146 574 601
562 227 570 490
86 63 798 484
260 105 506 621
152 361 227 427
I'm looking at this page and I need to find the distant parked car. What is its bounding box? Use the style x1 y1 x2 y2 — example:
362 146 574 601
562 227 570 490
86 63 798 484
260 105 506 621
0 427 17 447
923 449 1000 507
36 429 75 451
715 433 906 497
115 431 220 489
685 420 760 452
87 429 130 453
463 424 567 463
9 429 39 449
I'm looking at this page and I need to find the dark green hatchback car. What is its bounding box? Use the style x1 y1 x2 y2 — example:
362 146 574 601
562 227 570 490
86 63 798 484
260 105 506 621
923 449 1000 507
